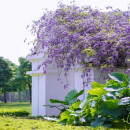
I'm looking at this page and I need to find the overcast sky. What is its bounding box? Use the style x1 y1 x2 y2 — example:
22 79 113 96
0 0 129 65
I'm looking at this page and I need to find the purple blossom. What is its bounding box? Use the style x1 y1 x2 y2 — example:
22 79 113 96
28 2 130 83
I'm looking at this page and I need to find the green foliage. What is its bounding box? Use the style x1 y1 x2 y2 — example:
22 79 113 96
0 116 102 130
11 57 32 103
84 47 95 56
0 57 14 103
12 57 32 91
58 72 130 129
44 89 84 113
0 109 29 117
0 57 13 92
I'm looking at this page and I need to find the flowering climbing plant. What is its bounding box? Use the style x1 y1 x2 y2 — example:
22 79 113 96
29 2 130 79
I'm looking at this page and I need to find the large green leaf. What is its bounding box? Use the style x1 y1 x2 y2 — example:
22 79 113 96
103 92 117 100
104 85 124 92
100 99 120 109
73 89 84 99
59 111 70 120
90 108 97 116
100 107 123 117
91 117 104 127
118 97 130 105
88 87 107 96
43 104 60 108
64 89 78 104
58 111 75 125
58 119 67 125
50 99 69 105
92 82 104 88
100 100 124 117
109 72 128 83
69 101 81 110
122 75 129 87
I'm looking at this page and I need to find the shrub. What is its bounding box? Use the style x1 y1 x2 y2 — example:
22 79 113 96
58 72 130 129
44 89 84 114
0 109 29 117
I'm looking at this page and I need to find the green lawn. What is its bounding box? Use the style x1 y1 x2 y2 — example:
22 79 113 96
0 102 113 130
0 102 31 114
0 116 103 130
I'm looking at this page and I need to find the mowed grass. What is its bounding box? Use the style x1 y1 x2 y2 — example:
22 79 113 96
0 102 107 130
0 116 105 130
0 102 31 114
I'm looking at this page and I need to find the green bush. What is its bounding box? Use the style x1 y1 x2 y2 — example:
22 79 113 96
44 89 84 113
58 72 130 129
0 109 29 117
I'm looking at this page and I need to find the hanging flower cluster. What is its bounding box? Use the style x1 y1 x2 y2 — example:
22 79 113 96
29 3 130 76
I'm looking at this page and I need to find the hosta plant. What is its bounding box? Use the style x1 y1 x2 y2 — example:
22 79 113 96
58 72 130 128
44 89 84 113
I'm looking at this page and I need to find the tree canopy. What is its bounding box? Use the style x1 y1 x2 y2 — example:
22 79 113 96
12 57 32 102
0 57 13 103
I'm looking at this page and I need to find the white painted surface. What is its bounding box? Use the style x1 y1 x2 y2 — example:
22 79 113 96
75 70 84 100
27 52 93 116
45 69 75 116
38 75 46 116
84 69 94 98
27 52 129 116
32 76 39 116
74 68 94 100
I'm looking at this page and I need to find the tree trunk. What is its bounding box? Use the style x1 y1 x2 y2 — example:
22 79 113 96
18 91 21 102
28 84 32 103
3 91 7 103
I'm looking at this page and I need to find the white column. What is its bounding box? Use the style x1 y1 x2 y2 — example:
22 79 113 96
38 75 46 116
32 76 39 116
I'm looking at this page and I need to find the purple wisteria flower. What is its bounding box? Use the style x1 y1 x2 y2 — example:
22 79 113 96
28 2 130 84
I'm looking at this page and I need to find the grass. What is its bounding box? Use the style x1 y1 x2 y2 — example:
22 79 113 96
0 102 104 130
0 102 118 130
0 102 31 114
0 116 106 130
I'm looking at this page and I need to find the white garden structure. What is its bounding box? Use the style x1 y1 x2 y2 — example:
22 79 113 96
26 46 129 116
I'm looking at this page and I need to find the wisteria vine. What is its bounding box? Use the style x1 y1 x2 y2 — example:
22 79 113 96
28 2 130 86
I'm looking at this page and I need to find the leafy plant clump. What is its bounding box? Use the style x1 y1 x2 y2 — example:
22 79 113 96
28 1 130 84
58 72 130 129
44 89 84 113
0 109 29 117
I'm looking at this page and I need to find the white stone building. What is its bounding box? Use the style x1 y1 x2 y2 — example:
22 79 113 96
27 45 129 116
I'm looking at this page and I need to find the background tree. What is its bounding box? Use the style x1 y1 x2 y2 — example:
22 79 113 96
12 57 32 103
0 57 13 103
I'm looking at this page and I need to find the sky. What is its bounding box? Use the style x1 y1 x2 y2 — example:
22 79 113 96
0 0 129 65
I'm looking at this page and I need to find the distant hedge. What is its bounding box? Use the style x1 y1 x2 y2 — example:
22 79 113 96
0 109 29 117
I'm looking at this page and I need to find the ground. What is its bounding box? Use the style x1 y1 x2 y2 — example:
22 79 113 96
0 102 113 130
0 116 102 130
0 102 31 114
